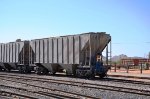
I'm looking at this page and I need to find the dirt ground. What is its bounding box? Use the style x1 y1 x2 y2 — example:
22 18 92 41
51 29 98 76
109 68 150 74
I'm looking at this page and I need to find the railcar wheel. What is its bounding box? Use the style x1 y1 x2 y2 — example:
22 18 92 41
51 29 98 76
6 68 11 72
89 73 95 79
18 66 29 74
22 66 26 73
18 66 23 73
0 68 2 71
36 66 49 75
66 71 69 76
42 68 49 75
49 71 56 75
99 73 106 79
23 66 31 74
36 66 42 75
73 71 76 77
2 68 6 71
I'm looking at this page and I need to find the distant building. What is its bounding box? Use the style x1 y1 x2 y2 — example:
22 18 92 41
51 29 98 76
121 58 150 66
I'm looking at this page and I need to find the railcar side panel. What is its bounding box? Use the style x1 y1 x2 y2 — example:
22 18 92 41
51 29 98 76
68 36 74 64
36 40 40 63
63 37 68 64
53 38 58 63
9 43 13 63
44 39 48 63
74 36 80 64
49 38 53 63
4 44 7 62
58 37 63 63
40 40 44 63
13 43 16 62
16 42 19 63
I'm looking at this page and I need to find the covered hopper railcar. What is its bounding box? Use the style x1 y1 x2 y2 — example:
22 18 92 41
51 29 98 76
30 32 111 78
0 32 111 78
0 40 33 73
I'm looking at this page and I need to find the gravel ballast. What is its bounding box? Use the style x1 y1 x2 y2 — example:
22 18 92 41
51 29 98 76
0 72 150 99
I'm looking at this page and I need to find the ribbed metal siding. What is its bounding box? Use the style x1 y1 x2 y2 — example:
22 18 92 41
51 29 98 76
49 38 53 63
58 38 63 63
36 40 40 63
4 44 7 62
0 41 30 66
16 42 19 63
13 43 16 63
9 43 12 62
6 44 9 62
2 44 5 62
0 44 3 62
31 35 88 64
69 36 74 64
74 36 80 64
30 33 111 65
32 41 36 63
40 40 44 63
29 40 36 64
44 39 48 63
53 38 58 63
63 37 68 64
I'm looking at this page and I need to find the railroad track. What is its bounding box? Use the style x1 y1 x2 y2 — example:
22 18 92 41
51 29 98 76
106 74 150 85
0 89 38 99
108 74 150 80
0 74 97 99
0 84 87 99
0 73 150 97
103 77 150 86
1 72 150 86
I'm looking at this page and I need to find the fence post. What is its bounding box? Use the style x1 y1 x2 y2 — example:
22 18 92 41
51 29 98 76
126 64 129 73
140 63 142 74
114 63 116 72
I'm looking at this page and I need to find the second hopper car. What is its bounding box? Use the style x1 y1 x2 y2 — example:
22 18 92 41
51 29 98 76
0 40 33 73
0 32 111 78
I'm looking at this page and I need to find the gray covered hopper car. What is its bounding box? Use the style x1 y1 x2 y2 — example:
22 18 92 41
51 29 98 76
0 41 32 73
30 32 111 78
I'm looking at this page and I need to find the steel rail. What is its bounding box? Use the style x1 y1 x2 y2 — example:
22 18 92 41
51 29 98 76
0 88 38 99
0 76 97 99
0 74 150 97
0 84 80 99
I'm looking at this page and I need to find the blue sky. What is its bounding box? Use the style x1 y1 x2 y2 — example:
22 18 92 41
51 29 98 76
0 0 150 57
